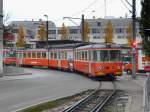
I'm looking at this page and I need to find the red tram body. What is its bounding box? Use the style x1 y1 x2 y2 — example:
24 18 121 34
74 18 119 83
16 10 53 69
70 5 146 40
74 44 122 77
3 44 122 79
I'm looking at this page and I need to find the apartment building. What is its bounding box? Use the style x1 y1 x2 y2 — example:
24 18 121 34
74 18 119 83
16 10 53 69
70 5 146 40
7 17 141 48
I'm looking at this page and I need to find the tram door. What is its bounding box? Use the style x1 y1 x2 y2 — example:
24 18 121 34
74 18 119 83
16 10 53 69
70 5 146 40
18 52 23 66
88 50 92 75
57 52 61 69
67 51 73 70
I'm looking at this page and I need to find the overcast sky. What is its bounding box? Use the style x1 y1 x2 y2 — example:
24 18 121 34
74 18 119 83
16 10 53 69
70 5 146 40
3 0 141 26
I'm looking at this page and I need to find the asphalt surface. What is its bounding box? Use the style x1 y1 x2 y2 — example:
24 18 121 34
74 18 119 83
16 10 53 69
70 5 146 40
0 68 147 112
0 68 99 112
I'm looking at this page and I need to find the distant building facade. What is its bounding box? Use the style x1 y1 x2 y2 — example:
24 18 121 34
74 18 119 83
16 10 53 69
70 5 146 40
7 20 56 48
86 18 140 45
6 18 141 48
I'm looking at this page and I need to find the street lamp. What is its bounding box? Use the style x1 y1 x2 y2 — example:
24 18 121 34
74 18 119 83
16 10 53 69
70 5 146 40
44 14 49 67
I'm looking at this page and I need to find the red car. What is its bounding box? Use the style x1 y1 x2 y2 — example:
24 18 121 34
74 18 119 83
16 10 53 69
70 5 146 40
144 65 150 72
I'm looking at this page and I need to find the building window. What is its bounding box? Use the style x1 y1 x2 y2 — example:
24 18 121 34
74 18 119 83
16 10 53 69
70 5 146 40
93 36 100 39
69 29 78 34
115 28 124 34
97 22 101 26
117 35 124 39
58 30 62 34
49 30 56 34
92 28 100 34
12 29 18 33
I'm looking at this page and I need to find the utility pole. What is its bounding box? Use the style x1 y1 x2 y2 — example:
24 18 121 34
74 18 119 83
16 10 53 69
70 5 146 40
44 15 49 67
132 0 136 78
104 0 106 17
81 14 84 43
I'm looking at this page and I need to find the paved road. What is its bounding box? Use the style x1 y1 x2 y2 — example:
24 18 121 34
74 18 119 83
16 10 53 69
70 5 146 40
0 68 99 112
0 68 147 112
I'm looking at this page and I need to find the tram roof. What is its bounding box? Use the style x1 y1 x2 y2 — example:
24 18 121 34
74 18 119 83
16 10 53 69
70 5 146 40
75 43 121 50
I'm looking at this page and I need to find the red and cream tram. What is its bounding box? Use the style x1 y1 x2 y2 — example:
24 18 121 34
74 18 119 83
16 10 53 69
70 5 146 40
74 44 122 78
3 43 122 79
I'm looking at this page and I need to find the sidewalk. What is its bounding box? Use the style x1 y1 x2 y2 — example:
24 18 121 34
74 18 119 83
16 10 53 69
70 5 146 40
117 73 149 112
0 66 32 81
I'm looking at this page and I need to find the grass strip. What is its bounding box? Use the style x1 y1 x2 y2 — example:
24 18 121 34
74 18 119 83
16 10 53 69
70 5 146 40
19 89 94 112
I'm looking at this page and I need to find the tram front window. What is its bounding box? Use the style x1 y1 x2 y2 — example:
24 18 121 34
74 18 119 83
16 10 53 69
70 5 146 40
109 50 121 62
100 50 109 62
93 50 121 62
93 50 109 62
6 51 16 58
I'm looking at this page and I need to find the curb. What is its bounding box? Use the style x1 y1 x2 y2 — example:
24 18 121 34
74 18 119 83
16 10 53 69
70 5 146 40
4 72 32 76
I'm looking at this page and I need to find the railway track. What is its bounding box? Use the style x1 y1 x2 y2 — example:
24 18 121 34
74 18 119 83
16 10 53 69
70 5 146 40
63 82 116 112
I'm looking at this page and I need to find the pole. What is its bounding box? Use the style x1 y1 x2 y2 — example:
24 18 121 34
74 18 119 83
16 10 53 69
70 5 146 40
46 19 49 67
104 0 106 17
132 0 136 78
44 15 49 67
46 20 48 49
82 14 84 43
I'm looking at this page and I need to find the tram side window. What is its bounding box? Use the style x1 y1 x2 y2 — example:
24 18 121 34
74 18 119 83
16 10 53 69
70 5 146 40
61 52 66 60
81 51 84 60
3 52 5 58
93 50 97 62
75 52 77 60
77 52 79 60
32 52 36 58
77 51 81 60
85 51 88 61
48 52 51 59
23 52 27 58
15 52 18 58
37 52 41 58
58 52 61 59
54 52 57 59
18 52 22 58
42 52 46 58
65 52 67 60
50 52 53 59
88 51 91 61
28 52 31 58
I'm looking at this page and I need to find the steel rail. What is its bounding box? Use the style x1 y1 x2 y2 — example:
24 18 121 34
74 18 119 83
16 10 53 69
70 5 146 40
93 82 116 112
62 82 102 112
63 81 116 112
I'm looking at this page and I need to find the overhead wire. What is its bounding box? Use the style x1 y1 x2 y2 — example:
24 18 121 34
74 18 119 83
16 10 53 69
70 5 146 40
120 0 132 13
70 0 99 17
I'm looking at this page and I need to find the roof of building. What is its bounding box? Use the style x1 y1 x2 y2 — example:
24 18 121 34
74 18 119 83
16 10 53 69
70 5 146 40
85 18 139 28
10 20 56 28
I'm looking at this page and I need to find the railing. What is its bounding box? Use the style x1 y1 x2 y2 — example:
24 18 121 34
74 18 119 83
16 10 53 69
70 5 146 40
144 73 150 112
